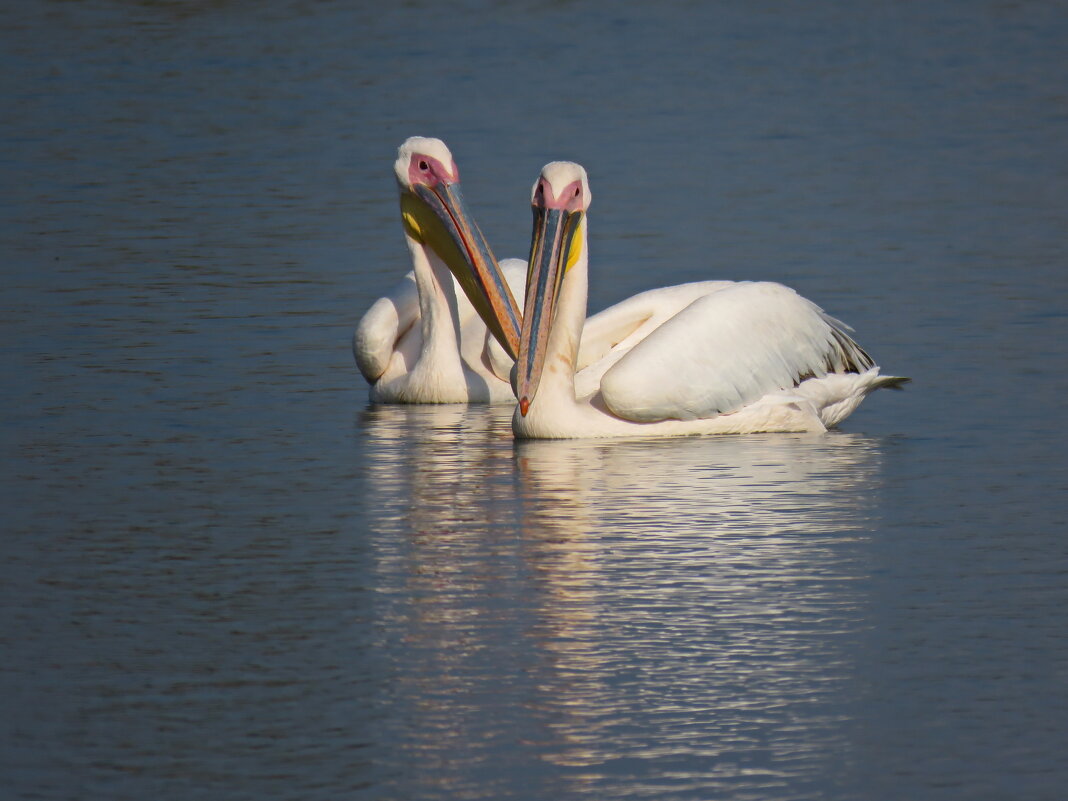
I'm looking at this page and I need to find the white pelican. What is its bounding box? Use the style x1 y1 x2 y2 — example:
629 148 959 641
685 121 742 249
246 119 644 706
353 137 525 403
513 161 908 439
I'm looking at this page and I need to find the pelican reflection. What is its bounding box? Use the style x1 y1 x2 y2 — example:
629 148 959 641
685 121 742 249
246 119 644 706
360 409 887 792
359 403 527 791
512 432 885 776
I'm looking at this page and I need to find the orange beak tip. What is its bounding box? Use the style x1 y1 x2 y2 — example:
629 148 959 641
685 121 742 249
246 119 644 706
519 397 530 417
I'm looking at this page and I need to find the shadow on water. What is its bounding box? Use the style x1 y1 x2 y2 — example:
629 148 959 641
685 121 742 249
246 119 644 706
358 405 886 798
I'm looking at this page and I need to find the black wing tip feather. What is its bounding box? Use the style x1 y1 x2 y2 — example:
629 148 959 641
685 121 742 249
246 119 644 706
828 326 876 374
790 317 879 389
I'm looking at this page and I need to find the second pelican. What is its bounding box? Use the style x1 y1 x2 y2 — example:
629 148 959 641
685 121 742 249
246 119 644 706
353 137 524 403
513 161 908 439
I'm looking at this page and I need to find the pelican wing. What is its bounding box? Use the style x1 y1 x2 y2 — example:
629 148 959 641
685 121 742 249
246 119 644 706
479 258 529 382
353 271 420 382
598 281 874 422
577 281 736 372
500 258 529 311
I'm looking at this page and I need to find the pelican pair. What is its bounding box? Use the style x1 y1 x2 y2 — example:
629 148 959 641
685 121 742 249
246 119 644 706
355 138 907 438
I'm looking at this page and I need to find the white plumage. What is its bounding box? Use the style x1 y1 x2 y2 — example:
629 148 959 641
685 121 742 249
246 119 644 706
513 161 907 439
353 257 527 404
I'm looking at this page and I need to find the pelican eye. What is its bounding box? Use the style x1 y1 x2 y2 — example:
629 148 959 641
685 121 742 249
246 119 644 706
573 186 580 197
419 160 430 171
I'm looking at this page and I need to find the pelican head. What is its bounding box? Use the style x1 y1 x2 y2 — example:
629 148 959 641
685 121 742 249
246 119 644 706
394 136 521 358
516 161 591 416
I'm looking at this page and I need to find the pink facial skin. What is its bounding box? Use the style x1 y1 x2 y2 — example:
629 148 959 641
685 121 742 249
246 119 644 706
407 153 458 188
533 177 585 212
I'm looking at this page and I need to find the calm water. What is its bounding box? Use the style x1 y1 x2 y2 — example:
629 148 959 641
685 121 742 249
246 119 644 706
3 2 1067 799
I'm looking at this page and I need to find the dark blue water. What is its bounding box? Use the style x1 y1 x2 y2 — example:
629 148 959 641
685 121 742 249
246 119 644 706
2 2 1066 799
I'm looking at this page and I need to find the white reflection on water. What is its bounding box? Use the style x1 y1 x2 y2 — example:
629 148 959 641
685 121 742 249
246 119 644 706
511 433 883 789
360 406 886 798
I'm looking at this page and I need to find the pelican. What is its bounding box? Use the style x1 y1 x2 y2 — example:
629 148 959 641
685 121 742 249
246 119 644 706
513 161 908 439
353 137 525 403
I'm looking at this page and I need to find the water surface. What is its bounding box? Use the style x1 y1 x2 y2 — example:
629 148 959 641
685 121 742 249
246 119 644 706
2 2 1066 799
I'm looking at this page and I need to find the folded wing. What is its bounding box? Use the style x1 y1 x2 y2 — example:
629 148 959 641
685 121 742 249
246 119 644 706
599 281 874 422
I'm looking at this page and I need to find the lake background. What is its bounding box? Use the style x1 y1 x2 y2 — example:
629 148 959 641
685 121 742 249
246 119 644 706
2 1 1066 799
